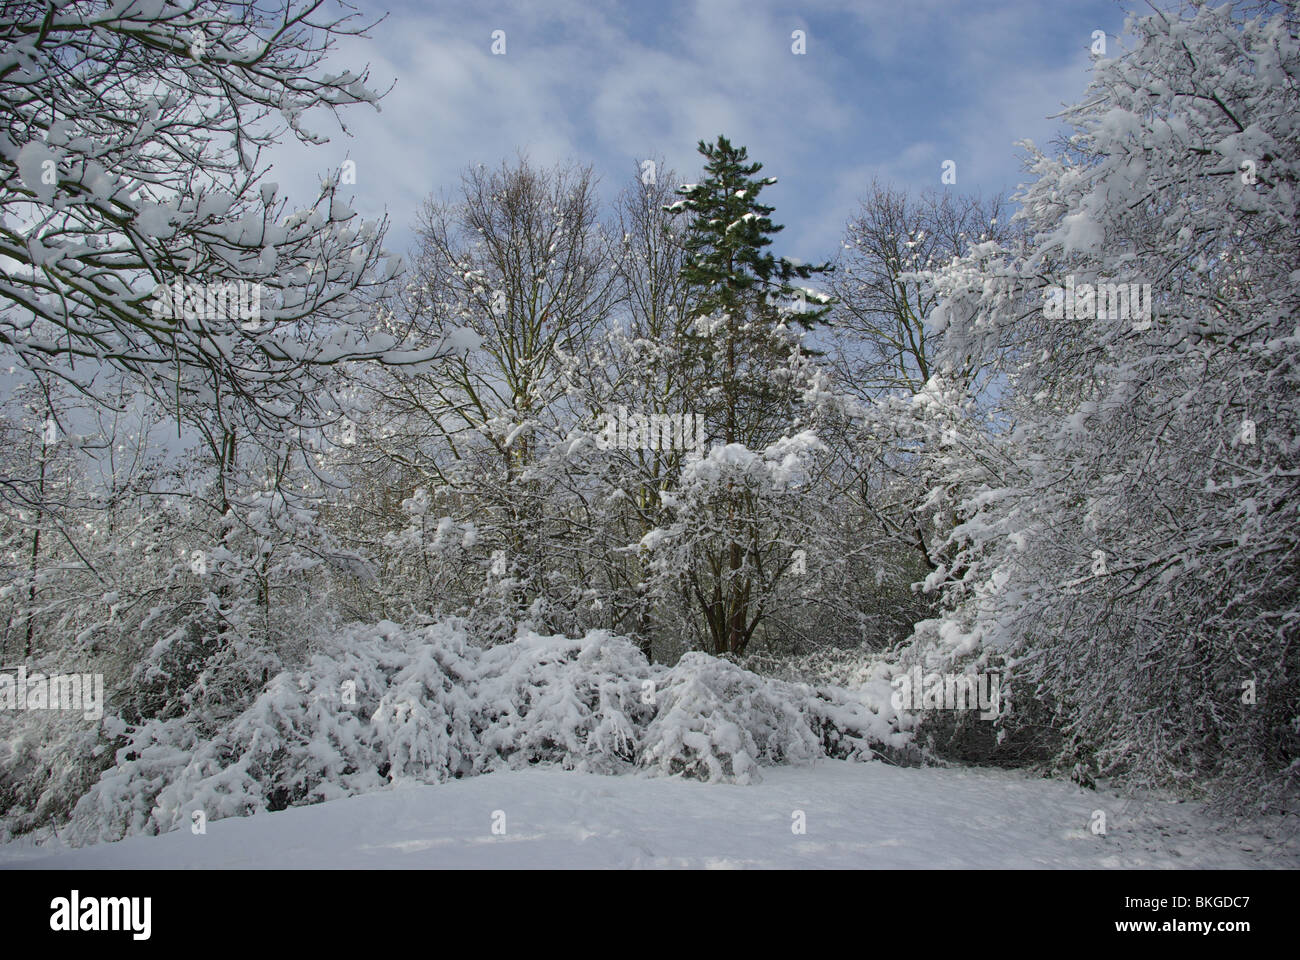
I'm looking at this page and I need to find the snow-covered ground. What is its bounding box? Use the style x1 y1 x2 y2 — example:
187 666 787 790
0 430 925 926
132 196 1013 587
1 760 1293 869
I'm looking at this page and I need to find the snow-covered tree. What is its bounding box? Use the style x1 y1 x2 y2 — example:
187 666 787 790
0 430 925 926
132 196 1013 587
640 137 834 657
364 158 616 636
0 0 463 514
909 0 1300 805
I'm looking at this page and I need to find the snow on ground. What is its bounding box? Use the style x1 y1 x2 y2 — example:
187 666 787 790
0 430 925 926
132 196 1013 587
1 760 1294 869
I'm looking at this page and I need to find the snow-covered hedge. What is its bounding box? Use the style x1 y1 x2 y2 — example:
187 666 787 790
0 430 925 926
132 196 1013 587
49 620 907 845
0 709 111 843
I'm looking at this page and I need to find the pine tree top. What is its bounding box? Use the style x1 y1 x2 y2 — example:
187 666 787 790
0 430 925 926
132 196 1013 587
667 136 831 327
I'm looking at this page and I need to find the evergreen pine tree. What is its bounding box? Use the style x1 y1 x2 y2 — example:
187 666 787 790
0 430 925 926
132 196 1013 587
658 136 832 656
669 135 831 447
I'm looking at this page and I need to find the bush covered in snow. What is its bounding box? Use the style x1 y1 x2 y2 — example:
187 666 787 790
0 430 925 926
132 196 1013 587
0 708 112 843
641 652 820 781
8 620 910 846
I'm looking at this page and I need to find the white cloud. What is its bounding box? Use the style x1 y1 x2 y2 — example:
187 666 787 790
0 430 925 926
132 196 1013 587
260 0 1125 261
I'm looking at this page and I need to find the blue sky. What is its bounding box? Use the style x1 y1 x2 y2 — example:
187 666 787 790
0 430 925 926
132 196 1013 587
268 0 1134 266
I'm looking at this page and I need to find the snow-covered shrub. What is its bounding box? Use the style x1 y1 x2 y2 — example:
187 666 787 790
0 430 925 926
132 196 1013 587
741 645 923 762
641 653 797 782
69 716 210 845
744 644 898 690
804 681 919 765
52 618 914 845
476 630 654 773
67 620 465 842
639 652 897 782
369 628 482 783
0 710 112 842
